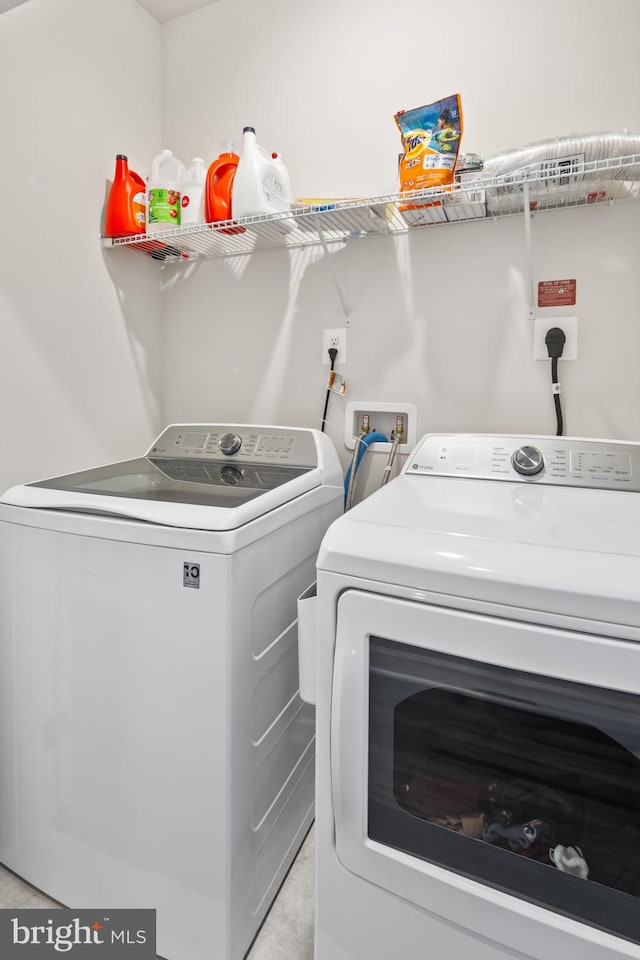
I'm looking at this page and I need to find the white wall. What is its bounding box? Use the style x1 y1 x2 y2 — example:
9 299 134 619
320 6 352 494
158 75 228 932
3 0 639 498
158 0 640 495
0 0 163 490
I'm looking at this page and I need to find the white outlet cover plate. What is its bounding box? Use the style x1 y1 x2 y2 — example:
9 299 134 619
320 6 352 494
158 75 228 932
533 316 578 360
322 329 347 364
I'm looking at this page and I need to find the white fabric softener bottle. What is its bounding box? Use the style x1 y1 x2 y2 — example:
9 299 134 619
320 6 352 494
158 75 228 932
232 126 292 219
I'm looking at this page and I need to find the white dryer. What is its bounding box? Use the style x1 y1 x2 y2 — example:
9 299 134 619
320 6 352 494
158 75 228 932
0 423 343 960
306 434 640 960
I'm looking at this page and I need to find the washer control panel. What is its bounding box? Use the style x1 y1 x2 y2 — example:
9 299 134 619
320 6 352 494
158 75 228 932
148 425 318 467
405 435 640 490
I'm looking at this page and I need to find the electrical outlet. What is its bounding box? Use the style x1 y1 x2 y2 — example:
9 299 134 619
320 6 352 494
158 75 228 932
533 316 578 360
322 328 347 364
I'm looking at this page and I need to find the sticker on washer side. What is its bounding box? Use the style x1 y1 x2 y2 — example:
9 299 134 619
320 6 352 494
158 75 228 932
183 562 200 588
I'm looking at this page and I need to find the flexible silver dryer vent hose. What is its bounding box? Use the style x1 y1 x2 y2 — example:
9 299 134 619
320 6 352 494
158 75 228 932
483 131 640 181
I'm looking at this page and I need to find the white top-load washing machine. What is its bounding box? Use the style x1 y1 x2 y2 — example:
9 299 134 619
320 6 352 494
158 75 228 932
304 434 640 960
0 423 343 960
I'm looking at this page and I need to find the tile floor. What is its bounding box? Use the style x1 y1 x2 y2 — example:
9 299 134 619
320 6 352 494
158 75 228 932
247 826 314 960
0 824 315 960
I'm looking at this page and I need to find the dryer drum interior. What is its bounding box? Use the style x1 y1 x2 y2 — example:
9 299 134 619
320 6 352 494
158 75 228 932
368 638 640 945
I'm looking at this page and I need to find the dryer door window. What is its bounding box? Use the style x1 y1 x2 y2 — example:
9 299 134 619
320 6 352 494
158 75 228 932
331 590 640 954
368 636 640 945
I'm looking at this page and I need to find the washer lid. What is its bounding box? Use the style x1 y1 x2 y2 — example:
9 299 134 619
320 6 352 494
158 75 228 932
28 456 311 508
1 458 323 529
0 424 343 531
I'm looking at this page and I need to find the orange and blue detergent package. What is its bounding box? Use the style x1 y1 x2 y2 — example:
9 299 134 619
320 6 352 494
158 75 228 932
394 95 463 216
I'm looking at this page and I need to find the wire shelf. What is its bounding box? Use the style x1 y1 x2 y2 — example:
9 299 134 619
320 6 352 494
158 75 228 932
101 153 640 263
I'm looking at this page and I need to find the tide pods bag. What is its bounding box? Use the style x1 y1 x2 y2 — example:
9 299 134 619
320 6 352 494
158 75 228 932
394 94 463 207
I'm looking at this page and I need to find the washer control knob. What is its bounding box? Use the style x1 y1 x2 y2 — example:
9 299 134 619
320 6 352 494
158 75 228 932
218 432 242 456
511 445 545 477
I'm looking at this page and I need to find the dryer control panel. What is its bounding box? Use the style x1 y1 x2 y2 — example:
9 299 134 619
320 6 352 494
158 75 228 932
147 424 318 467
405 434 640 491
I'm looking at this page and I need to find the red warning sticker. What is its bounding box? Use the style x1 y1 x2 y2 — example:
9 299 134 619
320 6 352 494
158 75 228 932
538 279 576 307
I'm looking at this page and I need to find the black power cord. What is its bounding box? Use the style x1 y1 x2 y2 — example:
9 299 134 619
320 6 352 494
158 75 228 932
321 346 338 432
544 327 566 436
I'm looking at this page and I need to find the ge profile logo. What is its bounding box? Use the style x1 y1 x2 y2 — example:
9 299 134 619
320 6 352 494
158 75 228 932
183 562 200 588
0 908 156 957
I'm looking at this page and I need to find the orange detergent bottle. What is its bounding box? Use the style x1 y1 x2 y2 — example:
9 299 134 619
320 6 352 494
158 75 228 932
205 141 240 222
104 154 146 237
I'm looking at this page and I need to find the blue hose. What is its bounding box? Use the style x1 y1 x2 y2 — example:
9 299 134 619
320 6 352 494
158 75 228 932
344 431 388 507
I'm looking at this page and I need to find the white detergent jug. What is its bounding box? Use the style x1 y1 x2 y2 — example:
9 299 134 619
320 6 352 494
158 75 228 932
147 148 185 233
271 151 292 208
180 157 206 225
232 126 293 220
